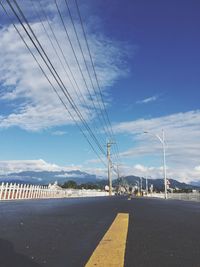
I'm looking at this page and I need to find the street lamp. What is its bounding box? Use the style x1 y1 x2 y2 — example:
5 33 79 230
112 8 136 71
144 129 168 199
140 177 143 195
145 176 149 195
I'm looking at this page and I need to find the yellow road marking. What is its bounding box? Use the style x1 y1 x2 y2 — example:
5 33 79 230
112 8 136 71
85 213 129 267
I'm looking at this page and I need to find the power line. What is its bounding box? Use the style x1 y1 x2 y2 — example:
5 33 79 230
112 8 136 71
53 0 110 147
11 0 106 156
0 0 107 168
63 0 122 169
63 0 122 177
30 0 80 103
54 0 102 123
3 0 107 161
30 0 106 147
63 0 112 139
37 0 92 110
1 0 123 178
74 0 121 167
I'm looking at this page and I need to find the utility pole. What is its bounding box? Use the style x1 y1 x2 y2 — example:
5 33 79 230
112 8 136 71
162 129 167 199
107 141 114 196
140 177 143 195
146 177 148 194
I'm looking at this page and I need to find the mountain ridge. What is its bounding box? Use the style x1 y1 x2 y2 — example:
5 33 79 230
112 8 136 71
0 170 199 190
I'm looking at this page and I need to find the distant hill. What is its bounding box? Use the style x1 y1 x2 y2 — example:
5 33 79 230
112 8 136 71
0 170 100 185
0 171 199 190
191 181 200 187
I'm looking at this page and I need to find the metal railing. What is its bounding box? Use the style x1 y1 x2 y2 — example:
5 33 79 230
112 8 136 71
146 192 200 202
167 192 200 202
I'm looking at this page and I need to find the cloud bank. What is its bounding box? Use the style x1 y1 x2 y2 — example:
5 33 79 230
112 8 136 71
113 110 200 182
0 159 83 174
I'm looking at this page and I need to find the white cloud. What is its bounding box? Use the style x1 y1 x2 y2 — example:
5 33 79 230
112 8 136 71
194 166 200 172
136 95 158 104
119 164 164 178
113 110 200 182
0 4 128 131
0 159 83 174
117 163 200 184
55 173 85 178
84 167 107 178
0 159 61 174
51 130 67 136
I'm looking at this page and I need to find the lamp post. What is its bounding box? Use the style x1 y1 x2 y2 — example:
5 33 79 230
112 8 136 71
140 177 143 195
135 181 139 196
144 129 168 199
145 176 148 195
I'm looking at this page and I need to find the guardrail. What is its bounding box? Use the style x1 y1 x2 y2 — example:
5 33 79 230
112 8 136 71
167 192 200 202
146 192 200 202
0 182 108 201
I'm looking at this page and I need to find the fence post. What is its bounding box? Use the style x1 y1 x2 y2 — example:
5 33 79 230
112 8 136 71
37 185 41 198
35 186 39 199
41 186 44 198
33 185 36 198
29 185 32 199
35 185 38 198
11 183 16 200
16 184 20 199
25 184 30 199
43 186 45 198
7 183 12 200
21 184 25 199
32 185 37 198
39 186 42 198
41 186 43 198
18 184 22 199
30 185 33 199
45 186 48 198
0 182 4 200
3 182 8 200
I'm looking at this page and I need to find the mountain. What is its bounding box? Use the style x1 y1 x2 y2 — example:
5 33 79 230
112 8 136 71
0 170 100 185
0 171 199 190
191 181 200 187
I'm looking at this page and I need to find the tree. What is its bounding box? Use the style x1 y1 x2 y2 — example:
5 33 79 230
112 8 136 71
62 180 77 189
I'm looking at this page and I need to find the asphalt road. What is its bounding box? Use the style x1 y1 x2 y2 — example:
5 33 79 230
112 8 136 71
0 196 199 267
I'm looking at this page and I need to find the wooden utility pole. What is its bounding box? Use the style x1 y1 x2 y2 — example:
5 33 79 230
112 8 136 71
107 141 114 196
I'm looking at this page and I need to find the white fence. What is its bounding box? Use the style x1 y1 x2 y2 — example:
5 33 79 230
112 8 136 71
0 182 108 201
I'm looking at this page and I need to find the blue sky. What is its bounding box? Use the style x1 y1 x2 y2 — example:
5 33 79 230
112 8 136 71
0 0 200 183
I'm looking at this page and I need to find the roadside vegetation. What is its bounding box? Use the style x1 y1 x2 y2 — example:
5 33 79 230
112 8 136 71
60 180 104 190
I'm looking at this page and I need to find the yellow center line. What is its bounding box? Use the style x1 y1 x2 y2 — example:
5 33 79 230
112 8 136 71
85 213 129 267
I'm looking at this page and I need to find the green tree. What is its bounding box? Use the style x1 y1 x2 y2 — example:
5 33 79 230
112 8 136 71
62 180 77 189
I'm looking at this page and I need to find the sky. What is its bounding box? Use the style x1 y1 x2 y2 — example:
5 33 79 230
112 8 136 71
0 0 200 183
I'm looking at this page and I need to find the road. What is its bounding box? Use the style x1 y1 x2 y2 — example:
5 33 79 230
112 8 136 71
0 196 199 267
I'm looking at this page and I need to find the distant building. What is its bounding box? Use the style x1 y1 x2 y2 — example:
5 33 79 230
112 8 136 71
48 181 62 190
